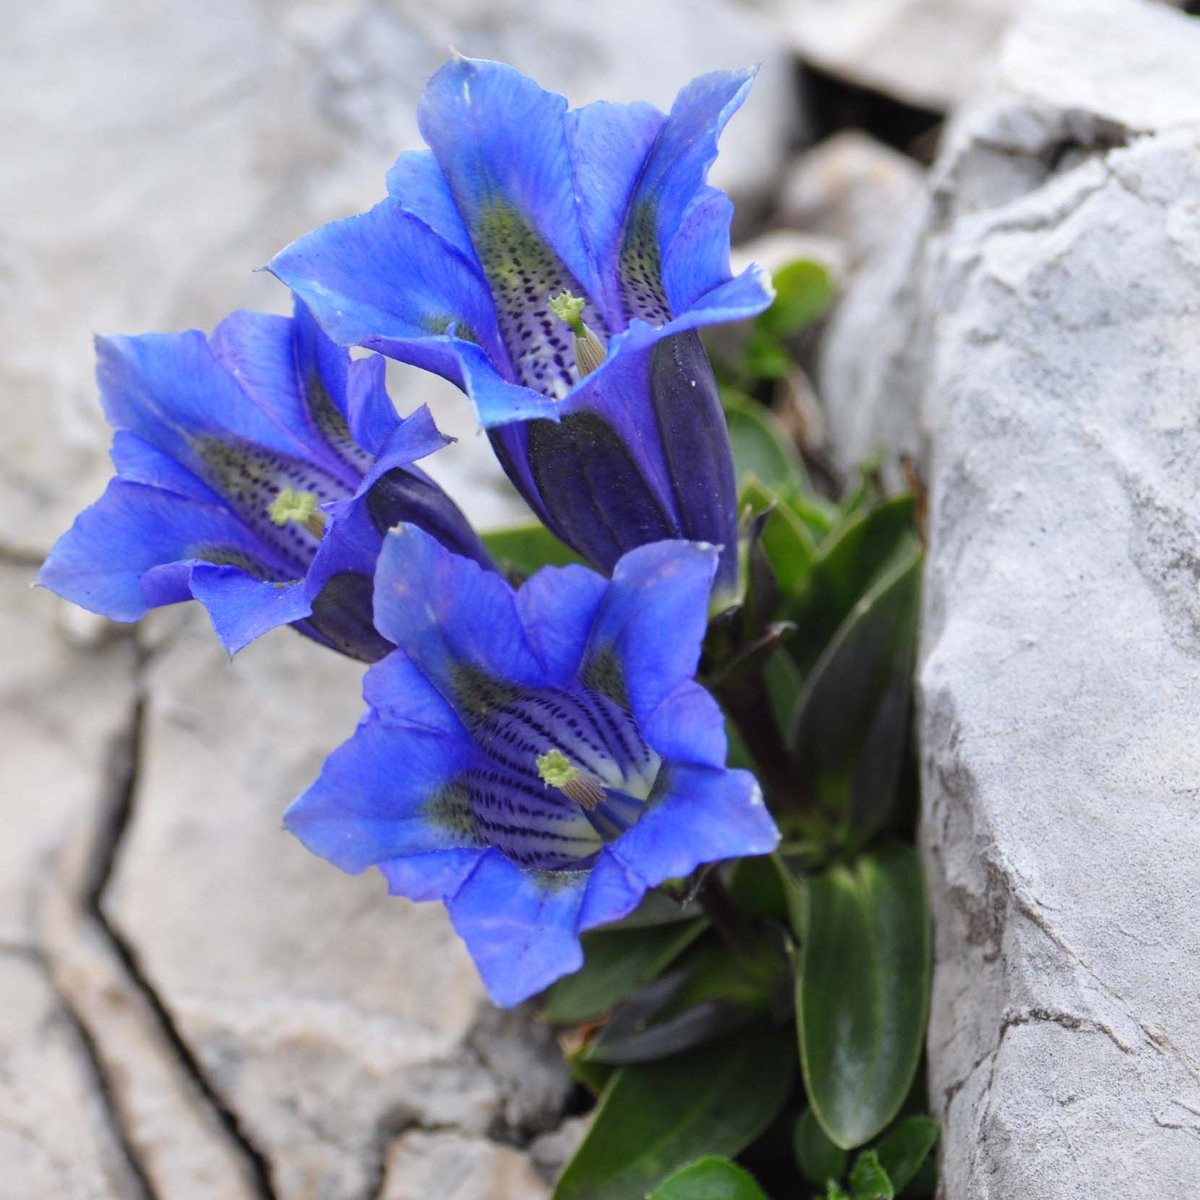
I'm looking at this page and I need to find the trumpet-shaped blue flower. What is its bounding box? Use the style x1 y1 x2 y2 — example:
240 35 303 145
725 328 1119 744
269 57 773 600
40 301 490 659
285 527 779 1006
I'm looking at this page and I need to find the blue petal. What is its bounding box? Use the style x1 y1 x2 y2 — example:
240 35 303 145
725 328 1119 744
379 849 485 902
518 406 679 575
446 849 588 1006
38 479 287 622
642 680 728 769
109 431 221 504
610 765 779 888
268 197 509 375
418 56 597 306
583 541 718 727
372 525 545 702
343 355 404 460
363 651 466 738
577 849 651 931
189 566 312 654
284 712 479 875
515 563 608 686
645 332 741 598
619 69 755 323
96 330 310 471
563 98 666 326
385 148 479 266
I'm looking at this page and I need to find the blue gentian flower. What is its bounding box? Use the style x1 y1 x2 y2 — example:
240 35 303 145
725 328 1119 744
285 526 780 1006
40 301 491 660
269 56 773 602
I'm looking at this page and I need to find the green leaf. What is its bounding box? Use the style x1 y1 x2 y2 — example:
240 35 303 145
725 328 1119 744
794 1106 849 1187
740 329 794 381
790 541 921 837
740 477 819 598
481 521 581 575
759 259 835 339
649 1156 769 1200
796 843 931 1150
875 1116 939 1191
582 940 769 1065
724 391 809 496
565 1042 614 1095
552 1026 795 1200
785 496 918 674
848 1150 894 1200
543 920 706 1025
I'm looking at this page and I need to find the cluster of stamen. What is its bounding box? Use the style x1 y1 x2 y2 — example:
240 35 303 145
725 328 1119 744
268 486 327 538
548 291 607 378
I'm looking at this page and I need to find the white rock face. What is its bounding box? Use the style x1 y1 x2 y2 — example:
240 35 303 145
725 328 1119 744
767 0 1019 110
0 953 137 1200
777 131 926 270
821 1 1200 1194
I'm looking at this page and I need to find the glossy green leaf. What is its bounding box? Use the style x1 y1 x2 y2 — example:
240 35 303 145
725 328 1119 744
790 542 921 836
740 477 819 598
875 1116 939 1191
794 1106 849 1187
552 1026 795 1200
481 521 581 575
582 940 768 1065
649 1156 769 1200
848 1150 894 1200
724 391 809 496
544 920 705 1025
786 496 918 674
796 843 931 1150
759 259 835 339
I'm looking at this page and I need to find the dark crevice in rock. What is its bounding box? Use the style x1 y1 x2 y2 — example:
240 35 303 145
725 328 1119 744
84 670 281 1200
33 948 159 1200
359 1113 466 1200
797 60 943 163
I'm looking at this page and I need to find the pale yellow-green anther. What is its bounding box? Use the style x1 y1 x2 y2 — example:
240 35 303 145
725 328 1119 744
537 749 606 810
537 749 580 788
548 291 607 378
268 487 325 537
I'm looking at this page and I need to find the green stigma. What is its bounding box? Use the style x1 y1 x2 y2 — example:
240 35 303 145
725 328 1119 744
548 291 587 336
268 487 325 537
548 290 607 378
537 749 580 788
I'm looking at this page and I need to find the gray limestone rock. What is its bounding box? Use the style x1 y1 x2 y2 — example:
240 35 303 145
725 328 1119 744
102 615 571 1199
378 1129 550 1200
0 952 138 1200
820 1 1200 1194
776 131 926 270
766 0 1019 110
0 566 138 947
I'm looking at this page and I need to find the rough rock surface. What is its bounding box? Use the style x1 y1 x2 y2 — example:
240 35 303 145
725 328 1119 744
821 1 1200 1195
776 131 926 270
768 0 1019 110
378 1130 550 1200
